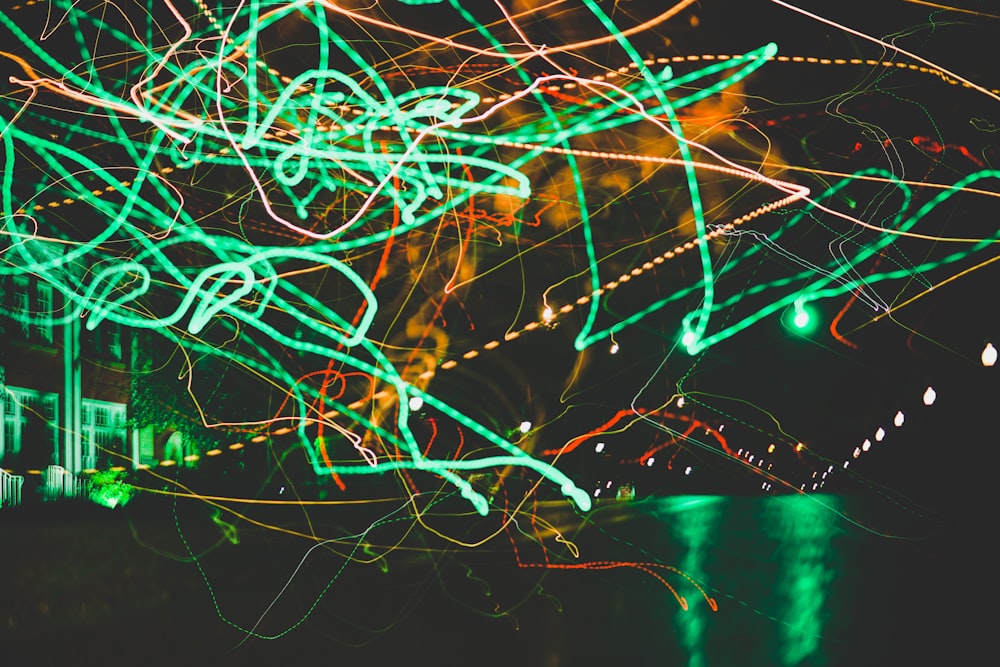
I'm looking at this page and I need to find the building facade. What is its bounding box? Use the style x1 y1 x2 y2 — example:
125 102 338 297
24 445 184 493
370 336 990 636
1 275 135 502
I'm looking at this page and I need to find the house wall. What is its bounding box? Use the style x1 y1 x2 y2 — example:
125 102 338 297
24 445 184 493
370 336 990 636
1 278 132 476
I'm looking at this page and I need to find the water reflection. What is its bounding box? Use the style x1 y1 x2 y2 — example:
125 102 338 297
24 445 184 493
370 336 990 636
649 495 841 667
668 496 724 667
763 496 840 666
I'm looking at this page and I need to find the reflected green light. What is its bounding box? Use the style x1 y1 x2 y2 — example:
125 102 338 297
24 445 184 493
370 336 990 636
671 496 725 667
763 495 840 666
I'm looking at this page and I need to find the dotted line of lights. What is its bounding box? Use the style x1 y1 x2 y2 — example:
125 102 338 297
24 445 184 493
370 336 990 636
438 192 798 370
5 216 983 472
11 36 990 216
6 13 996 468
34 342 983 483
589 399 708 500
771 385 931 494
2 441 245 478
481 53 998 100
800 342 1000 494
7 0 44 11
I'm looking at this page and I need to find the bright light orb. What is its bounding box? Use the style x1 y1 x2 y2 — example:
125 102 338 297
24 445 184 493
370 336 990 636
785 300 820 336
923 386 937 406
983 342 997 367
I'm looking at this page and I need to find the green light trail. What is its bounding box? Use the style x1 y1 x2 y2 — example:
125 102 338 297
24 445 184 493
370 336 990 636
1 0 994 519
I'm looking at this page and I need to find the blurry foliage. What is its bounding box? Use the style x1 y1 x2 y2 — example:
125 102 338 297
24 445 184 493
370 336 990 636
128 332 277 453
89 468 136 509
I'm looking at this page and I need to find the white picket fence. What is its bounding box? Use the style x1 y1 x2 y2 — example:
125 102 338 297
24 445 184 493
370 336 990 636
1 468 24 508
43 465 90 502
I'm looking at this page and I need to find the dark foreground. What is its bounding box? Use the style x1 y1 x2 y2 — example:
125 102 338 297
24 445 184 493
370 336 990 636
0 489 982 667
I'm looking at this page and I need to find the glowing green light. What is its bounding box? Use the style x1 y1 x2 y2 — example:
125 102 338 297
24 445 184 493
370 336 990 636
681 329 700 356
88 469 136 509
2 0 996 523
211 509 240 545
785 299 820 337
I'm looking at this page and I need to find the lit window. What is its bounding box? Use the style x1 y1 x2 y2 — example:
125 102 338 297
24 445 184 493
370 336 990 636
12 275 30 338
1 388 58 463
34 282 53 344
81 400 127 466
107 325 122 360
